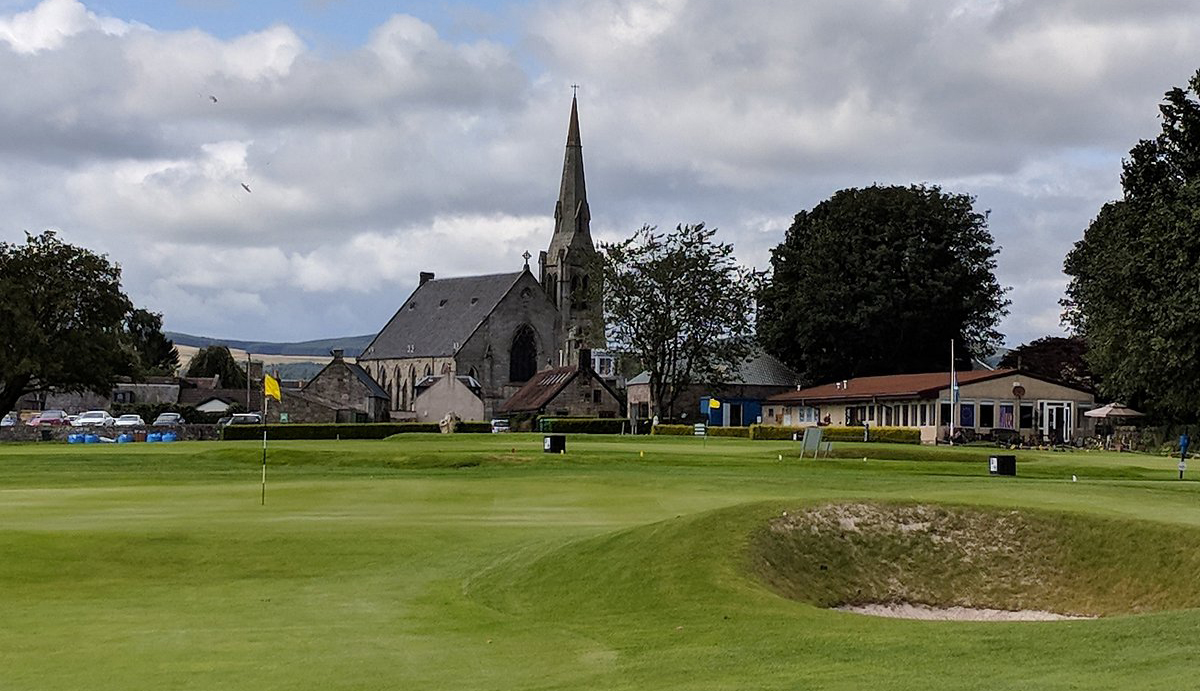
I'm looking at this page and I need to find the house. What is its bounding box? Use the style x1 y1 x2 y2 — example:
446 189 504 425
276 349 390 423
498 349 623 418
412 374 486 422
764 368 1096 444
626 350 799 425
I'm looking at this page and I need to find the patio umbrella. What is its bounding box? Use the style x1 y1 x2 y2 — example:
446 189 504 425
1084 403 1145 419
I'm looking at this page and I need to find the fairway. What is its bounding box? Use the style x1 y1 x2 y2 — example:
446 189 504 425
2 435 1199 690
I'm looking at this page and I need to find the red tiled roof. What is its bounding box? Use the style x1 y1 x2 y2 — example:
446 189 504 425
767 369 1017 404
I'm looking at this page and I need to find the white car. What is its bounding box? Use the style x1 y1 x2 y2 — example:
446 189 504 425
490 418 511 433
114 414 145 427
72 410 115 427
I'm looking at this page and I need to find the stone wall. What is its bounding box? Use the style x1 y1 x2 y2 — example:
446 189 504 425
0 424 221 443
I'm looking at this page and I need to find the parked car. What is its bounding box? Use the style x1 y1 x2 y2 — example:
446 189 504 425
114 414 145 427
28 410 69 426
72 410 115 427
221 413 263 427
1 412 17 427
490 418 511 433
151 412 186 427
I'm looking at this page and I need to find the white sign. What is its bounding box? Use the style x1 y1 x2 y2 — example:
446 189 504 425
544 437 552 451
693 423 707 436
989 457 999 473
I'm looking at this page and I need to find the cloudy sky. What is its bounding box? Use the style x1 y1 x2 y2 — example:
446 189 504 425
0 0 1195 346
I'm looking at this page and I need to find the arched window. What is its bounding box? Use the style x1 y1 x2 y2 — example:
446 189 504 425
424 364 432 377
570 273 589 310
400 382 408 411
408 366 417 411
441 362 451 375
387 383 394 409
546 273 557 299
394 366 402 409
468 366 478 381
510 324 537 383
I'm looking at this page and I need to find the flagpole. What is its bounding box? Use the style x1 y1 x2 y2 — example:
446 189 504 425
261 385 267 506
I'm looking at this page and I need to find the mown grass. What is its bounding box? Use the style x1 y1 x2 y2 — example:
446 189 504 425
2 435 1199 690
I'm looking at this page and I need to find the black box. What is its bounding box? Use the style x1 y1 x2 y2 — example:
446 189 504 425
543 434 566 453
989 455 1016 476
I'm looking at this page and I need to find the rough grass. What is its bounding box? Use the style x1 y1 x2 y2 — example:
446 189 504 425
3 436 1200 690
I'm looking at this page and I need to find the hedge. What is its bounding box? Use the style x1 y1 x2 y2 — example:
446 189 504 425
221 422 490 441
859 426 921 444
748 424 807 441
708 426 750 438
652 424 696 436
538 418 645 434
746 424 920 443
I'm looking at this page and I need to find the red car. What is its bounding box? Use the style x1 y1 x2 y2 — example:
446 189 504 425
28 409 69 426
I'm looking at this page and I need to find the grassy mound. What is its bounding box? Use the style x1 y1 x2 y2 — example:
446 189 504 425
752 502 1200 617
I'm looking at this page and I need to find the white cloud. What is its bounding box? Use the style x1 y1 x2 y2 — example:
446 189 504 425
0 0 129 53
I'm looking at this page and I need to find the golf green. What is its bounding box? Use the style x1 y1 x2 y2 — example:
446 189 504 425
1 434 1197 690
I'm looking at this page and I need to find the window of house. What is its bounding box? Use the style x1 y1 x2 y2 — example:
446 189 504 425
1019 403 1034 429
940 402 952 426
919 404 927 426
592 389 602 403
979 402 995 428
509 324 538 382
959 402 976 428
997 403 1015 429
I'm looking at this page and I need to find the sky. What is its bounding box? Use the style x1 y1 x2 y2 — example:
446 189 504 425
0 0 1196 347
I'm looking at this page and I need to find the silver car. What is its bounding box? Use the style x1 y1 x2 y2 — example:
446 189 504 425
72 410 115 427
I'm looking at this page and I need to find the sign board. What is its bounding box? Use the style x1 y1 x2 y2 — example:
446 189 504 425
693 423 707 437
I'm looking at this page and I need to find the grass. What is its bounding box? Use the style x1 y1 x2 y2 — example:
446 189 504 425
2 434 1200 690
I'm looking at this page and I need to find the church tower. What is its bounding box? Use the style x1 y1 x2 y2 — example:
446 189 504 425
540 95 603 366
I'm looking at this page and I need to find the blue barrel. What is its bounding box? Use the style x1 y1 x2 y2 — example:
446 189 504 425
147 432 162 443
117 434 133 443
67 433 81 444
84 434 99 444
161 432 177 443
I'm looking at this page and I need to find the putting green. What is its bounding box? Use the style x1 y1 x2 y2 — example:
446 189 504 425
1 435 1198 690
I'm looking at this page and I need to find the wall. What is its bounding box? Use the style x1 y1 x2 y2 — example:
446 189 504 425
412 377 486 422
303 359 387 422
541 371 621 418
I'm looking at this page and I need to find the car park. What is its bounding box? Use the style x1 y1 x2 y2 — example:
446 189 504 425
114 414 145 427
151 412 186 427
1 412 17 427
28 410 69 426
72 410 115 427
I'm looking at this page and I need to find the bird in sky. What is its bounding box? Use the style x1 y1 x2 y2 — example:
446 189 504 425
209 95 218 103
241 183 252 193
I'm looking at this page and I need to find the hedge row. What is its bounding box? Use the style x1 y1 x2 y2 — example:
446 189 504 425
651 424 696 436
709 426 750 438
224 422 448 441
748 424 806 440
539 418 646 434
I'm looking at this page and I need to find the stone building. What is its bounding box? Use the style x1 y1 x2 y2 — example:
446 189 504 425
275 349 389 423
359 96 605 420
498 349 622 419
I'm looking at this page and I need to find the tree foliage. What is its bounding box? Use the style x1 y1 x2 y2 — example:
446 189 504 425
600 223 762 418
758 185 1008 383
997 335 1093 391
1064 69 1200 420
124 308 180 377
184 345 248 390
0 231 133 417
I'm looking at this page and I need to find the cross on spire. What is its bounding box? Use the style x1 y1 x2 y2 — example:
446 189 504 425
571 83 579 97
522 250 531 268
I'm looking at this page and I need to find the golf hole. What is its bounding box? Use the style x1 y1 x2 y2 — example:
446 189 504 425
752 502 1200 621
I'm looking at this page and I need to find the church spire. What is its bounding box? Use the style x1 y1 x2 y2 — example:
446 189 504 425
550 94 592 257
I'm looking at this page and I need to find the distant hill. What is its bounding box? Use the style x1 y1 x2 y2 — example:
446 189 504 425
166 332 374 357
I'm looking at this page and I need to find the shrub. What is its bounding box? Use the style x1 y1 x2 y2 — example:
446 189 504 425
708 426 750 438
652 424 696 436
861 426 921 444
539 418 641 434
749 424 807 441
221 422 493 441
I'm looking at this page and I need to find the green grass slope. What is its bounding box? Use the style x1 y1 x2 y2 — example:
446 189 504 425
1 436 1199 690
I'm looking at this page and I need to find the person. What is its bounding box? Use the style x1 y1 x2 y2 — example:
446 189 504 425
1180 432 1190 460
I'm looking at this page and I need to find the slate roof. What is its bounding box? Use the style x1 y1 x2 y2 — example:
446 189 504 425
627 350 799 387
360 272 524 360
767 369 1018 404
347 362 389 399
498 365 581 414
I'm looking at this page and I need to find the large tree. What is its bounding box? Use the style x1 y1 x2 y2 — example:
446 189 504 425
0 231 133 417
997 335 1093 391
758 185 1008 383
184 344 247 389
124 308 180 377
600 223 762 419
1063 69 1200 420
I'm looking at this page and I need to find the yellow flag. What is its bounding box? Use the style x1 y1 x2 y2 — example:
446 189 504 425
709 398 721 409
264 373 281 401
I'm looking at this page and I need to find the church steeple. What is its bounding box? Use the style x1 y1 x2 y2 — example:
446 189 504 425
540 94 602 365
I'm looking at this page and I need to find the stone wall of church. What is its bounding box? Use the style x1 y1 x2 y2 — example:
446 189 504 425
362 356 457 413
457 272 559 418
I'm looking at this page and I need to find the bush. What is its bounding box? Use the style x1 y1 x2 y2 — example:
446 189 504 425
749 424 807 441
652 424 696 436
862 426 921 444
221 422 490 441
456 421 492 434
708 426 750 438
538 418 642 434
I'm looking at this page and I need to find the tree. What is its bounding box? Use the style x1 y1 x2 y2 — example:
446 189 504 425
184 345 248 389
0 231 133 417
758 184 1008 383
124 308 180 377
997 335 1093 391
1063 68 1200 420
600 223 762 419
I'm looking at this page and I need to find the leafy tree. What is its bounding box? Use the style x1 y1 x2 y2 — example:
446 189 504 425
0 231 133 417
997 335 1093 391
1063 68 1200 419
184 345 248 390
758 184 1008 383
124 308 180 377
600 223 762 419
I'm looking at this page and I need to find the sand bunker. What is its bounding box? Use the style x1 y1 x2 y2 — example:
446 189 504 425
835 603 1093 621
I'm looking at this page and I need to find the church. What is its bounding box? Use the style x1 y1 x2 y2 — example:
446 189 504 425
357 96 604 420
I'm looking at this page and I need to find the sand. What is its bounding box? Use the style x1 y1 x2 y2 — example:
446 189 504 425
835 603 1094 621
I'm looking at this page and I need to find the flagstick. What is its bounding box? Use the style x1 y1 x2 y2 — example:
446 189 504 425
261 387 267 506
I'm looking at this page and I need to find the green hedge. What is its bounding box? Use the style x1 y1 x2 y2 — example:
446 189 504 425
538 418 641 434
652 424 696 436
221 422 488 441
861 426 921 444
749 424 807 440
709 426 750 438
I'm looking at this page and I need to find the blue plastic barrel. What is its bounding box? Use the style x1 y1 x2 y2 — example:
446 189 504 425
84 434 99 444
161 432 177 443
117 434 133 443
147 433 162 443
67 434 81 444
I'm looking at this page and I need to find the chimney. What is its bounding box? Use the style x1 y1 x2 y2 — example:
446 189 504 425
578 348 592 372
419 271 435 286
330 348 344 362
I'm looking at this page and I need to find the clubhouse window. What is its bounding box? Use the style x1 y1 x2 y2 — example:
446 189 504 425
940 402 952 425
997 402 1015 429
1019 403 1034 429
959 402 976 428
979 402 995 428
